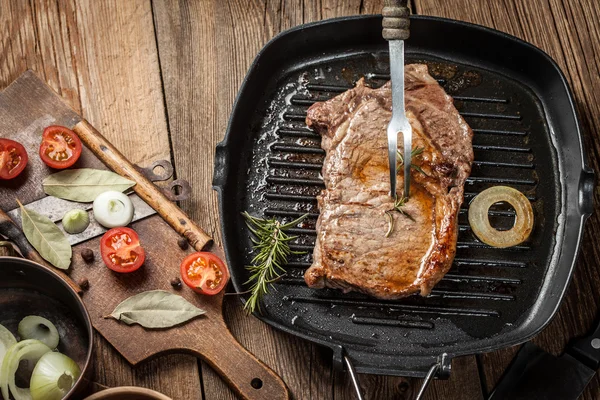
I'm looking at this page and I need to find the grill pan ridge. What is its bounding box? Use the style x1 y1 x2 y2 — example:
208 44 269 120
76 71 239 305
213 15 594 377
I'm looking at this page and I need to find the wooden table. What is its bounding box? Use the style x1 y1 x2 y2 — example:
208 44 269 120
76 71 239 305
1 0 599 399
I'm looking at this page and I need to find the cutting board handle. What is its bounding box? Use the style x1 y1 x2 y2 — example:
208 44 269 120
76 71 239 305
193 326 289 400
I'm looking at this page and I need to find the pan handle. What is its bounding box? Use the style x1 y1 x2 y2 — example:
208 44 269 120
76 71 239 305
343 353 451 400
382 0 410 41
414 354 451 400
344 356 364 400
212 142 229 189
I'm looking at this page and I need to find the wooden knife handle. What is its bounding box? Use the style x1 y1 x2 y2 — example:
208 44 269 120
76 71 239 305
0 208 82 294
382 0 410 40
73 120 212 251
192 327 289 400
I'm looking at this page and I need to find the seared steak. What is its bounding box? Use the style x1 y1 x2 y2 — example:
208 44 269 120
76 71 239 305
304 64 474 299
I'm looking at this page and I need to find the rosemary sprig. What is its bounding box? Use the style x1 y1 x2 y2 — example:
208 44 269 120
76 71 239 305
385 196 415 237
398 146 427 176
242 211 308 313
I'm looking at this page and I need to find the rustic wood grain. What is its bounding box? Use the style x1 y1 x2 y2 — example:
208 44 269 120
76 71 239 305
414 0 600 399
0 67 289 399
0 1 202 399
68 215 288 400
153 1 476 400
73 120 213 251
4 0 598 398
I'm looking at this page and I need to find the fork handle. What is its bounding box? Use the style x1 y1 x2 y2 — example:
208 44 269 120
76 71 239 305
382 0 410 41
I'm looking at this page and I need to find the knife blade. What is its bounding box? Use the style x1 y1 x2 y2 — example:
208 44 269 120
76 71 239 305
490 319 600 400
7 193 156 246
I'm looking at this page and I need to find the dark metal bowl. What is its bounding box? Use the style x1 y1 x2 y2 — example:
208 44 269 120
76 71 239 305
0 256 93 399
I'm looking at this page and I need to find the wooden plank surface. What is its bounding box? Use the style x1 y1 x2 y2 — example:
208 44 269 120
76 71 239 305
3 0 599 399
0 0 202 399
414 0 600 399
152 1 482 399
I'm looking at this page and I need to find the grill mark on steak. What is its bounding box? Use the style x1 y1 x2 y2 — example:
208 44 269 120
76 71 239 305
304 64 474 299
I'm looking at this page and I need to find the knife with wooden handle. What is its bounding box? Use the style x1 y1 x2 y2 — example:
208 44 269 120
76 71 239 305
73 120 213 251
0 207 82 294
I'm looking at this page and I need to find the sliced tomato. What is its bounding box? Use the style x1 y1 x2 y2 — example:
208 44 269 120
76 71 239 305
39 125 82 169
100 227 145 273
180 252 229 295
0 139 28 180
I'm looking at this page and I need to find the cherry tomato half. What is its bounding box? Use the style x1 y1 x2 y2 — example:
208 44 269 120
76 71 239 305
100 227 145 273
0 139 28 180
39 125 82 169
180 252 229 295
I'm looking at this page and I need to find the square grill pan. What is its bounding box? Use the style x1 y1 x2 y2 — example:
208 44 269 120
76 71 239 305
213 15 594 377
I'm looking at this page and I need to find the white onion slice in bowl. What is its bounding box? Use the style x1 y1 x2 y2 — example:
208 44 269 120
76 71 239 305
0 340 51 400
30 352 81 400
0 325 16 376
18 316 59 350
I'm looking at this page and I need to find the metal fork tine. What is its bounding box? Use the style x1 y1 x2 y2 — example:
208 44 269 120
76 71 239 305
403 127 412 197
388 40 412 199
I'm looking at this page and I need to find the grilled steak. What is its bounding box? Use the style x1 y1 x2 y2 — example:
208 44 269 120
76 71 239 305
304 64 474 299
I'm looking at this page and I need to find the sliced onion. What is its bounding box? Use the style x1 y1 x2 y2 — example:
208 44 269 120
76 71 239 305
30 352 81 400
0 325 17 399
61 209 90 234
92 191 134 228
18 317 59 350
468 186 534 248
0 340 51 400
0 325 16 391
0 340 30 400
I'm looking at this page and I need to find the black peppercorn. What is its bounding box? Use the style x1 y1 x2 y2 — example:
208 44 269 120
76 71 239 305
177 238 189 250
170 277 182 289
78 278 89 291
81 248 94 263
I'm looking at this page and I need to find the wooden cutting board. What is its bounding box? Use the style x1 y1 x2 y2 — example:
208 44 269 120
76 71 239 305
0 71 289 400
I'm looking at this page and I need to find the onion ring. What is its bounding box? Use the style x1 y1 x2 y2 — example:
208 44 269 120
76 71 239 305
18 316 59 349
468 186 534 248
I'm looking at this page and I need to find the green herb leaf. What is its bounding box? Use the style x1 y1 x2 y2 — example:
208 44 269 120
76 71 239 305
42 169 136 202
385 196 415 237
242 212 308 314
18 200 72 270
107 290 205 329
398 147 428 176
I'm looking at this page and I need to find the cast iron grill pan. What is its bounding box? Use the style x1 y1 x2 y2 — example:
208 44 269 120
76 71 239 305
213 15 594 377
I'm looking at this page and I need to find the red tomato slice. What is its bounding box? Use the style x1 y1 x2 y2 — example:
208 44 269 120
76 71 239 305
180 252 229 295
100 227 145 273
39 125 82 169
0 139 28 180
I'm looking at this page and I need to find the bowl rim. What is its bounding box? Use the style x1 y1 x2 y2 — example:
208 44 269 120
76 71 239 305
0 256 94 399
83 386 172 400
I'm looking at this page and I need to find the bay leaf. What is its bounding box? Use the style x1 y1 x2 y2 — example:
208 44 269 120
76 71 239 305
108 290 206 329
43 169 136 202
18 200 72 270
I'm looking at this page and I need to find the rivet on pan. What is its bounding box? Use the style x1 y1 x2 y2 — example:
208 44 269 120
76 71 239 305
591 338 600 349
137 160 174 182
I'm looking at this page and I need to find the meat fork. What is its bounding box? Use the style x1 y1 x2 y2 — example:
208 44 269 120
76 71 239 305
383 0 412 199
